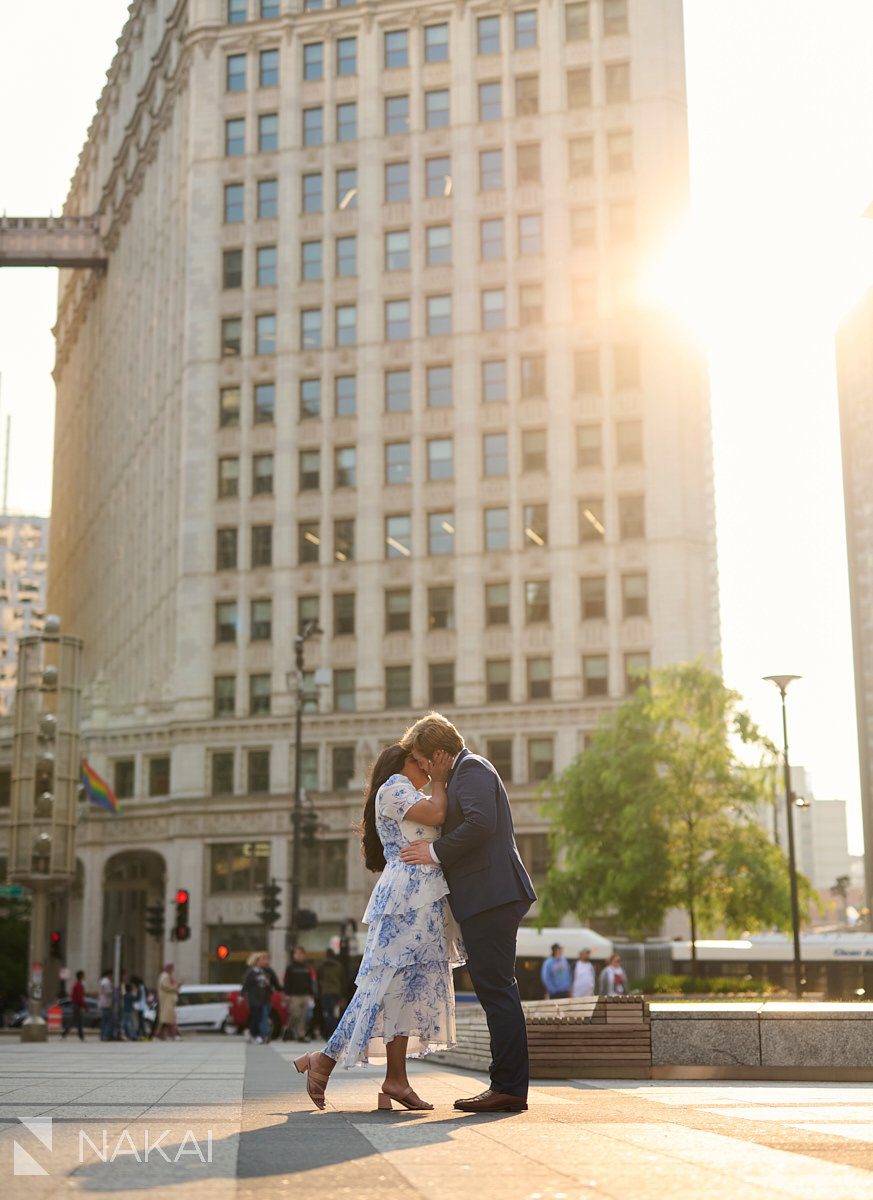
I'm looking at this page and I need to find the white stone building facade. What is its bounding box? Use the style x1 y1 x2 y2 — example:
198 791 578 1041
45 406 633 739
15 0 718 984
0 515 49 718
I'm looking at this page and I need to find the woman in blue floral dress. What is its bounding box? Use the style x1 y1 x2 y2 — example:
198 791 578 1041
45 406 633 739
295 742 463 1111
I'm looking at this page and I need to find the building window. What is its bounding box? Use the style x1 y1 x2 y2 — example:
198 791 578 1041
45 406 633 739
608 129 633 173
606 61 630 103
478 14 500 54
386 369 411 412
514 8 537 48
225 118 245 157
336 169 358 212
214 675 236 717
566 1 589 40
480 148 504 190
483 432 508 477
224 183 244 223
616 419 643 465
427 295 452 336
479 81 502 121
523 503 547 547
301 308 322 349
521 429 547 473
521 354 545 398
336 304 357 346
258 177 278 217
334 669 356 712
569 136 594 179
251 524 273 567
302 172 323 212
227 52 247 92
426 155 452 197
218 457 239 499
385 589 412 632
515 75 538 116
486 660 511 703
579 498 605 541
424 21 449 61
334 446 356 488
386 229 411 271
261 0 278 13
517 142 540 184
298 595 319 632
211 752 234 797
253 454 273 495
300 747 318 792
386 160 410 202
249 674 271 715
303 106 323 146
330 745 355 791
337 35 357 75
610 201 635 244
482 360 507 403
481 288 506 329
251 598 272 640
487 738 513 781
301 840 348 890
484 507 509 551
518 213 542 256
335 375 356 416
425 89 450 129
300 378 321 418
258 112 278 151
570 207 596 246
223 249 243 289
622 573 648 618
301 239 322 281
525 579 550 623
581 576 607 621
426 225 452 266
385 665 411 708
427 365 452 407
333 593 355 636
337 102 357 142
385 29 409 69
429 662 455 705
583 655 609 697
299 450 320 491
114 759 135 800
527 657 551 699
567 68 591 108
427 438 454 480
253 379 272 425
575 348 600 393
386 442 412 485
303 41 323 79
619 495 645 540
260 48 279 87
485 581 510 625
386 299 411 340
255 313 276 355
228 0 247 23
528 738 554 782
209 842 270 894
248 749 270 793
216 527 238 570
480 217 504 260
386 515 412 558
148 756 170 797
385 94 410 135
428 585 455 630
219 387 240 428
221 317 242 357
614 343 640 388
334 519 355 562
625 652 650 694
256 245 277 286
336 236 357 278
429 511 455 554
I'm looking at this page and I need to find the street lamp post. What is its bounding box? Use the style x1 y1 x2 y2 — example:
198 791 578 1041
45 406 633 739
763 674 804 998
287 621 322 953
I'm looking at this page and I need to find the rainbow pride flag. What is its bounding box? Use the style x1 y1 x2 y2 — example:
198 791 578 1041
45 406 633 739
80 760 119 814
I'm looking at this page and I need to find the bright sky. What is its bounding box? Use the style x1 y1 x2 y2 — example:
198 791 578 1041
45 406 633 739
1 1 873 852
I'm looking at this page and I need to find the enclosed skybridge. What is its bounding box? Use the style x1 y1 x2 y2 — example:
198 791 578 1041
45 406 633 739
0 215 106 269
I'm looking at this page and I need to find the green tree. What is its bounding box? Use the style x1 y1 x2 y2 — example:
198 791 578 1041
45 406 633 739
0 896 30 1001
539 661 813 971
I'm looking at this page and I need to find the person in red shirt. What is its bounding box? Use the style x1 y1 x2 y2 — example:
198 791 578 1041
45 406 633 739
62 971 87 1041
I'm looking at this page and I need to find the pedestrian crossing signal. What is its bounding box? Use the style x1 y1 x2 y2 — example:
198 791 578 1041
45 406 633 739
217 944 230 960
173 888 191 941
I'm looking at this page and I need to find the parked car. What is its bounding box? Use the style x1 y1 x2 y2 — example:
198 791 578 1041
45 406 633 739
144 984 242 1035
229 988 289 1041
55 996 103 1030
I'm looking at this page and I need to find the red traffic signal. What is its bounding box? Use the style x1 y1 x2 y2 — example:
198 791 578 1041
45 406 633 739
175 888 189 905
216 944 229 961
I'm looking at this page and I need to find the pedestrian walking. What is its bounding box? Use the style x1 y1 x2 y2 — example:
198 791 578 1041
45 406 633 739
156 963 181 1040
317 948 346 1039
241 953 271 1044
283 945 317 1041
572 949 596 998
598 953 627 996
131 975 148 1038
540 943 573 999
260 952 280 1042
121 982 139 1040
62 970 87 1041
97 968 114 1041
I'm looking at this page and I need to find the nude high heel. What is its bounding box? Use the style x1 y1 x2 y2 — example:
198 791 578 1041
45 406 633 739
378 1085 434 1111
294 1051 331 1110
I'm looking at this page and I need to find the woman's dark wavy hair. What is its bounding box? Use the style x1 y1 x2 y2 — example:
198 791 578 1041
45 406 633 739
360 743 409 873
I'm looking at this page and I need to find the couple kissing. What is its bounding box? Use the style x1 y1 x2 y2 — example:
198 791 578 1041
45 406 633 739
295 711 537 1113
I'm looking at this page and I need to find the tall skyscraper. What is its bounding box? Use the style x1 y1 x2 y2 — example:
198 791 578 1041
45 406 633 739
45 0 718 982
837 285 873 920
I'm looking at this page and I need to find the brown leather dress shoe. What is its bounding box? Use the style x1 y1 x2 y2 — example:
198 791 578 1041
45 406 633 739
453 1089 528 1113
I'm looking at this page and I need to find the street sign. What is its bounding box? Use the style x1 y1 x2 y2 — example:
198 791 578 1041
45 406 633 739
0 883 25 897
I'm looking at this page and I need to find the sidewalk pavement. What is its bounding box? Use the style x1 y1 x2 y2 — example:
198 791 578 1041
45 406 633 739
2 1036 873 1198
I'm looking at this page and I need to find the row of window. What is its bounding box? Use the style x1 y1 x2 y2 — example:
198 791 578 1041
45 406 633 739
223 65 629 155
217 351 639 429
214 572 648 645
215 495 645 569
212 648 649 719
222 132 632 224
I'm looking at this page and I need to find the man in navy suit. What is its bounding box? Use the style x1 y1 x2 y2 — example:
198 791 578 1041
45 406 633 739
400 711 536 1112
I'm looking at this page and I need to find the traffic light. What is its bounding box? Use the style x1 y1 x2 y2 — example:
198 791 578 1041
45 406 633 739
301 807 319 847
145 902 165 940
49 930 62 960
258 879 281 928
173 888 191 941
216 944 230 961
298 909 318 931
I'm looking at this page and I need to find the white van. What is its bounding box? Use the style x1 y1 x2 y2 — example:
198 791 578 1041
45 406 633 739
144 984 240 1034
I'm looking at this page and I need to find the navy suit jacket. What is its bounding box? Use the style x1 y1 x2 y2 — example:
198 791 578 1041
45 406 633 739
432 748 536 924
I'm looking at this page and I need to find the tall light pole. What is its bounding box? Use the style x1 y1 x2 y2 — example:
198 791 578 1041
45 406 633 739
287 621 322 953
763 674 804 998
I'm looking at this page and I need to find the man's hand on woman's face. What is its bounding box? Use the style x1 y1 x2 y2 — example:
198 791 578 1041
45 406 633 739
427 748 454 783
